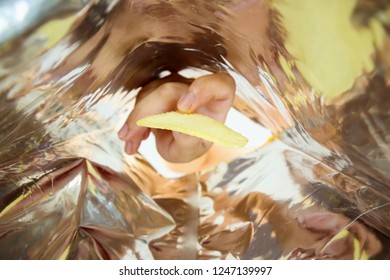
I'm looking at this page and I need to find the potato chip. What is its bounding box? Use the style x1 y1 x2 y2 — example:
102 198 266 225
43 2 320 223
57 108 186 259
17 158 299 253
136 111 248 148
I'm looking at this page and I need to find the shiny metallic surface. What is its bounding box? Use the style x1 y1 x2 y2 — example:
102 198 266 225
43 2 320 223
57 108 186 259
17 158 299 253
0 0 88 44
0 0 389 259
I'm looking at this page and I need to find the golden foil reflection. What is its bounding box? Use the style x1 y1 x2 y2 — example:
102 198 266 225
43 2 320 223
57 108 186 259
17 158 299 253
0 0 389 259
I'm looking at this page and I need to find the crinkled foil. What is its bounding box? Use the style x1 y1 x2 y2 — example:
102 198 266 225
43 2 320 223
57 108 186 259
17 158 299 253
0 0 389 259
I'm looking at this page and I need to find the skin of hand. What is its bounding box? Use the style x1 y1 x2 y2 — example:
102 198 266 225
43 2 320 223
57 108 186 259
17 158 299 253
117 72 235 163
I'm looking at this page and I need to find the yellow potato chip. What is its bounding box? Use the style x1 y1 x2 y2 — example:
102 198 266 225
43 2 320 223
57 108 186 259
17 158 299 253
136 111 248 148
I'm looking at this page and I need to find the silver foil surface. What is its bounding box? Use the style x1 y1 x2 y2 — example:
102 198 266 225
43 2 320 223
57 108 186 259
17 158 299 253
0 0 389 259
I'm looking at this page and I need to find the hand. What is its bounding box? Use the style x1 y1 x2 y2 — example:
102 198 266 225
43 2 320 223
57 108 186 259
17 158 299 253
118 72 235 163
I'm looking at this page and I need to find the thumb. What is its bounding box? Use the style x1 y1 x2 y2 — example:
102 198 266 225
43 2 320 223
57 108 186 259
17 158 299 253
177 73 235 119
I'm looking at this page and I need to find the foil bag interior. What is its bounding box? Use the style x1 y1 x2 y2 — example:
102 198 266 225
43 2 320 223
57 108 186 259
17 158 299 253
0 0 389 259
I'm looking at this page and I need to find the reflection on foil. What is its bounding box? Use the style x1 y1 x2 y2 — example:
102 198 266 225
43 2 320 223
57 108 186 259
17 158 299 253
0 0 389 259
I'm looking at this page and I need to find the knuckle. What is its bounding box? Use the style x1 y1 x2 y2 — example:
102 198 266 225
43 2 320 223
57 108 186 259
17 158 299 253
158 82 186 97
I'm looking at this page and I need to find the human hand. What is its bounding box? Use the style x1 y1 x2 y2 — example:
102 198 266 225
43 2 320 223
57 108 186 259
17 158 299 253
118 72 235 163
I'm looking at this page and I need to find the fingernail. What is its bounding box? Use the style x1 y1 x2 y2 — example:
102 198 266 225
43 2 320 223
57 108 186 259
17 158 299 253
125 141 133 154
118 124 129 139
178 91 196 112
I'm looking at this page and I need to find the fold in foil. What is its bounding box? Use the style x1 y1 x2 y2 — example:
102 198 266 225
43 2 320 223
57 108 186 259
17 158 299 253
0 0 389 259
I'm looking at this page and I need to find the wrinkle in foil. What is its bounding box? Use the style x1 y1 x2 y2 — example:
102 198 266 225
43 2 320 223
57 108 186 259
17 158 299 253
0 0 390 259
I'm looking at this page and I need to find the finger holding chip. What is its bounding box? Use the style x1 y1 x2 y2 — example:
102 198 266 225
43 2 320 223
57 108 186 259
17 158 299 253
118 72 238 163
118 79 188 155
177 72 235 122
